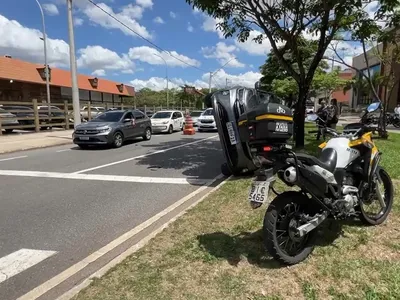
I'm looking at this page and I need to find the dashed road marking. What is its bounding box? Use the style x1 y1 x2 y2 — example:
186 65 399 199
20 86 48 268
0 156 27 162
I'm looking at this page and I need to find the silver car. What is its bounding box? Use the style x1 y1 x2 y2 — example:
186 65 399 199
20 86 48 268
0 108 19 133
73 109 152 149
189 110 204 127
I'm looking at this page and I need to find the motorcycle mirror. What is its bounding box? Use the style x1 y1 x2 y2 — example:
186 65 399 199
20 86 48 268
306 114 318 122
367 102 380 113
254 81 261 90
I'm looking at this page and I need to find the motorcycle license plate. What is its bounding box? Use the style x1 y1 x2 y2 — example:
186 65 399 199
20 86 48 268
275 122 288 133
248 181 270 203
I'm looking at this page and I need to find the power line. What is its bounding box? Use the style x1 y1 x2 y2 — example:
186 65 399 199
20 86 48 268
86 0 207 72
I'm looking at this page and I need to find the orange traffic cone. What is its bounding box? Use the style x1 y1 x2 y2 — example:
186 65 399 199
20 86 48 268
183 113 196 135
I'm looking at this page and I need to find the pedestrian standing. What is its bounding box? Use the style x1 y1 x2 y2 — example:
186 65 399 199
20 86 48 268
328 98 339 130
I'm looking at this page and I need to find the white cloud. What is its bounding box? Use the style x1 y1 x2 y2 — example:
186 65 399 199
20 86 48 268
135 0 153 9
0 14 70 67
128 46 200 68
201 15 224 38
153 16 164 24
170 11 177 19
77 45 135 73
92 69 106 76
43 3 59 16
82 3 152 39
187 22 194 32
201 42 245 68
130 70 261 91
74 17 84 26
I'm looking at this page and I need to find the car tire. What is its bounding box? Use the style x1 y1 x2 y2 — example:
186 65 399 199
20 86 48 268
112 131 124 148
168 125 173 134
143 127 152 141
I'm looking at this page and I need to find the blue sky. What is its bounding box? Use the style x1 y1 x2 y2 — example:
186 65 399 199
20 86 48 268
0 0 270 91
0 0 378 91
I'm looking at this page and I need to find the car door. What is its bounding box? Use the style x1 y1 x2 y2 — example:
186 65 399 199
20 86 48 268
172 112 179 130
133 111 147 137
120 111 135 138
176 112 184 129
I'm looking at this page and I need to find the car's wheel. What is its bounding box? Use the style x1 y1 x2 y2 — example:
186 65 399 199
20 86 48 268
143 127 152 141
112 131 124 148
168 125 173 134
5 129 13 134
198 128 203 132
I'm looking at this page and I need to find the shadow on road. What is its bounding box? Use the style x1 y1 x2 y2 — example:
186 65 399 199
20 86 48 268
136 136 224 186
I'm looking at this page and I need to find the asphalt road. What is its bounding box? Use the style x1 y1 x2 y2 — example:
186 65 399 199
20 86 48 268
0 131 224 300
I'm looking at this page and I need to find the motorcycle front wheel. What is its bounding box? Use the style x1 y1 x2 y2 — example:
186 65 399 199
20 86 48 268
263 191 318 265
360 167 393 225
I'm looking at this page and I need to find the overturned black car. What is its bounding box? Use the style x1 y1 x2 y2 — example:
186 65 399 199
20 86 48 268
204 83 293 176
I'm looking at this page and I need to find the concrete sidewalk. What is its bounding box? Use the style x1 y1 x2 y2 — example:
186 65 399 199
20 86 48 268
0 130 73 154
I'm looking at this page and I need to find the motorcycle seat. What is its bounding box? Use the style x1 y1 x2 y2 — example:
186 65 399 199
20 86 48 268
296 148 337 173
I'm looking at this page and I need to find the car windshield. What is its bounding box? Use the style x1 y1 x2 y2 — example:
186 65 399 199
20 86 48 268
190 111 203 117
202 109 214 116
91 111 124 122
152 112 172 119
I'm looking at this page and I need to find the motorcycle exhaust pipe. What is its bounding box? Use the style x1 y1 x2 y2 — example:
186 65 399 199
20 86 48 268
283 166 297 183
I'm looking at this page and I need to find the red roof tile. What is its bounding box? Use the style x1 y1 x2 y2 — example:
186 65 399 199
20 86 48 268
0 56 135 96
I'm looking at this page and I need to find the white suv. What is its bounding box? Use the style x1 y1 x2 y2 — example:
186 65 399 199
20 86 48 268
151 110 184 134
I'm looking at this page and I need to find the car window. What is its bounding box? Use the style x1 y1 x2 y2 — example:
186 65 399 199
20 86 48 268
124 112 134 120
134 111 145 119
91 111 124 122
177 112 183 118
190 111 203 117
152 112 172 119
202 109 214 116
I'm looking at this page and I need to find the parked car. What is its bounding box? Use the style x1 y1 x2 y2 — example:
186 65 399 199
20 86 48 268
80 106 105 120
198 108 217 132
189 110 204 127
73 109 152 149
150 110 184 134
37 105 66 127
0 108 19 133
1 105 48 128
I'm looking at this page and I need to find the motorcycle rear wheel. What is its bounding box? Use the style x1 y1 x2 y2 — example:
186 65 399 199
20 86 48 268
360 168 393 226
263 191 318 265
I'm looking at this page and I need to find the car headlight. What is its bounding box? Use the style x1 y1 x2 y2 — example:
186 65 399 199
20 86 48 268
98 127 110 133
162 120 169 124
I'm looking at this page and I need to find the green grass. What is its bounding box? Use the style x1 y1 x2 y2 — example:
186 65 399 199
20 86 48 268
74 127 400 300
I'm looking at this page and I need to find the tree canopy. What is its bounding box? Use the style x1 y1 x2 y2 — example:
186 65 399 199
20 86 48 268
185 0 400 147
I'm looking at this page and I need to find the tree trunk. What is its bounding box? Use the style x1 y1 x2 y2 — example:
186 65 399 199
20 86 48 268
294 87 307 148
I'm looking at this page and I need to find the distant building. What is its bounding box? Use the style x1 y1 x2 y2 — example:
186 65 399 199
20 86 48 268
0 56 135 106
331 69 354 105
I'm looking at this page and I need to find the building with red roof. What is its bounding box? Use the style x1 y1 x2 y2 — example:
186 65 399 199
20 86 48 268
0 56 135 106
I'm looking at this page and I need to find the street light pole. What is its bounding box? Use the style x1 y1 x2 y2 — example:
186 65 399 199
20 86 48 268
67 0 81 127
153 53 169 108
35 0 51 122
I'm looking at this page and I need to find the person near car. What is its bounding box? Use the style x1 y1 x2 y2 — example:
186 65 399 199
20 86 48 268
394 103 400 115
328 98 339 130
316 100 328 140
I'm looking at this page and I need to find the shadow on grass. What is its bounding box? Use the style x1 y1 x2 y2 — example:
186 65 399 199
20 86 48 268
197 218 364 268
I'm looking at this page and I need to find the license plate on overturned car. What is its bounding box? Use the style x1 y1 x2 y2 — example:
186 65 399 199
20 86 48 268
248 180 272 204
275 122 288 133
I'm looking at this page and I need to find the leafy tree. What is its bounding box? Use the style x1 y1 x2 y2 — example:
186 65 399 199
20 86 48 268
185 0 364 147
312 68 350 101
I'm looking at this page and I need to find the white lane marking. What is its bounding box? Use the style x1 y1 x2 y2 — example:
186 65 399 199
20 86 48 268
0 170 210 185
56 149 71 153
18 173 225 300
0 249 57 284
0 156 27 162
73 135 218 174
56 175 230 300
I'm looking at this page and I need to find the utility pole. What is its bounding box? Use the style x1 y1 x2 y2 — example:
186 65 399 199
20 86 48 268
153 53 169 108
67 0 81 127
35 0 51 124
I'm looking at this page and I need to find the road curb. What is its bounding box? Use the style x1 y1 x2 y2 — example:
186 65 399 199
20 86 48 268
55 175 230 300
0 140 72 155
